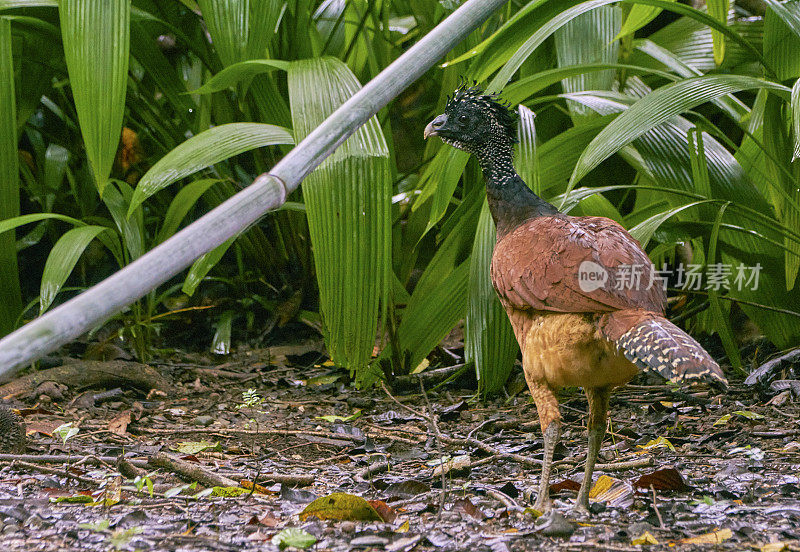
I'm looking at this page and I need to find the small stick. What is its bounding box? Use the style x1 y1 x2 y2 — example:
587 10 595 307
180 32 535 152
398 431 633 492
356 458 390 481
651 485 665 529
259 473 315 486
381 382 430 421
13 460 98 485
595 457 654 472
419 380 447 516
471 483 522 511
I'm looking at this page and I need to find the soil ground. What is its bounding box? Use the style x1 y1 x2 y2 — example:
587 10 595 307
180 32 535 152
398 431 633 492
1 339 799 552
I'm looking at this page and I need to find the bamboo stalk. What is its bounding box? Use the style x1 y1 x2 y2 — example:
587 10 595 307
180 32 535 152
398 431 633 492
0 0 509 380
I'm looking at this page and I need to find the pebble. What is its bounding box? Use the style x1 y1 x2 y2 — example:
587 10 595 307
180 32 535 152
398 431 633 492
350 535 389 547
339 521 356 533
193 415 214 427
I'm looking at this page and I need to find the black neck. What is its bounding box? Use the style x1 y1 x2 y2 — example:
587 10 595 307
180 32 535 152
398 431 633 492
475 141 559 239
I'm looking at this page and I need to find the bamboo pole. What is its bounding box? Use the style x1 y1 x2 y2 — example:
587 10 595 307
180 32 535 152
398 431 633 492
0 0 509 379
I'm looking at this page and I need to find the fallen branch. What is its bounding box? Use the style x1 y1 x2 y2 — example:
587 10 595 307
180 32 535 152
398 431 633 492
0 360 168 398
0 453 147 467
148 452 237 488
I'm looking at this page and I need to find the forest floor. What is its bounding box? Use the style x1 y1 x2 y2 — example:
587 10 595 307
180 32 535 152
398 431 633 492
0 336 799 552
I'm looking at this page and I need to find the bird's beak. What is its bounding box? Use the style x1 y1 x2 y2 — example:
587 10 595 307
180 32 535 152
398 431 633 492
424 114 447 139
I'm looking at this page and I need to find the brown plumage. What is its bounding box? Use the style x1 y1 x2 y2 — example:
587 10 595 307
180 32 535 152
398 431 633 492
426 84 727 514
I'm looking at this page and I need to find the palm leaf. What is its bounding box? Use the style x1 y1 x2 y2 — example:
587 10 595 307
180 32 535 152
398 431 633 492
196 0 279 66
465 202 517 395
59 0 130 195
39 225 111 314
128 123 293 215
763 0 800 40
287 57 390 376
157 179 221 244
568 75 790 193
554 5 621 120
615 2 675 40
706 0 728 66
182 237 236 296
397 261 470 371
793 77 800 160
0 17 21 334
190 59 289 94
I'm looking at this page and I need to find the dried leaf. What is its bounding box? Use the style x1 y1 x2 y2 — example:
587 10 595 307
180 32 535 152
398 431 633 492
272 528 316 550
384 480 430 500
633 468 691 492
299 493 382 521
315 409 362 423
550 479 581 493
95 475 122 507
108 410 131 436
240 480 272 495
368 499 397 522
761 542 789 552
679 528 733 545
432 454 471 477
588 475 634 508
452 497 484 520
637 436 676 452
713 413 732 426
174 440 222 454
631 531 659 545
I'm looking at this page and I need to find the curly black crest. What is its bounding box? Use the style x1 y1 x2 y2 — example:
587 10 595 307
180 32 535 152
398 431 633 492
445 82 517 141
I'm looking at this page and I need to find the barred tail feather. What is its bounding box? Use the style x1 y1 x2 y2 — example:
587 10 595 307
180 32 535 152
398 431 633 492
598 310 727 387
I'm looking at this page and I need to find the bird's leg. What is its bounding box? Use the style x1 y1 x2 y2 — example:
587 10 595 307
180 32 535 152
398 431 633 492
529 381 561 513
574 386 611 515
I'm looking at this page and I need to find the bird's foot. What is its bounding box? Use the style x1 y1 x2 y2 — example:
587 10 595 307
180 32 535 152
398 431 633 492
570 503 591 519
532 496 552 515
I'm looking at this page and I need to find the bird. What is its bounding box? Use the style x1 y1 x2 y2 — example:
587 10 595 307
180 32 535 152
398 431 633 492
424 83 727 515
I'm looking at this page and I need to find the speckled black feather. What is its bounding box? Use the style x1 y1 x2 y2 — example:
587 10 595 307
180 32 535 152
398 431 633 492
617 317 727 388
435 82 558 235
446 82 518 144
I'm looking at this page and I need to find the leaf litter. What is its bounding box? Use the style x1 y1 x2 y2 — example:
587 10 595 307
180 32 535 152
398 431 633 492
0 342 798 551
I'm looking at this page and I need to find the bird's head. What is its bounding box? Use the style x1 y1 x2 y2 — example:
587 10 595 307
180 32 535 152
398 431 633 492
423 83 517 154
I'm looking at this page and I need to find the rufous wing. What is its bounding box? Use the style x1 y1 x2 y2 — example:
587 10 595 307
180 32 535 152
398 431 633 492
489 215 666 314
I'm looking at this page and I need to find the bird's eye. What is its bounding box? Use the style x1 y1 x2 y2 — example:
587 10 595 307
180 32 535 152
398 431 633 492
458 114 469 123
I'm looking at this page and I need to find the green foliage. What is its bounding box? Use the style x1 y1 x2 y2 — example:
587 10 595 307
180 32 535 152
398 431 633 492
59 0 130 194
2 0 800 393
0 18 21 334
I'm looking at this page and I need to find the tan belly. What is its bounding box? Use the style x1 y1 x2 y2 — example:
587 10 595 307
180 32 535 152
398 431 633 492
510 310 639 389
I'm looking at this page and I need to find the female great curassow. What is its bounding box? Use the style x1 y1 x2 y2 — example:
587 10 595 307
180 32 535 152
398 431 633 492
424 84 727 515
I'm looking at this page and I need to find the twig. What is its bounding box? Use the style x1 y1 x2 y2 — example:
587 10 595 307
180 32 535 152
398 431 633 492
595 457 654 472
467 419 496 440
651 485 665 529
471 484 522 511
13 460 99 485
381 382 430 421
752 429 800 438
419 380 447 517
356 458 390 482
132 425 416 445
387 491 436 507
259 473 315 486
